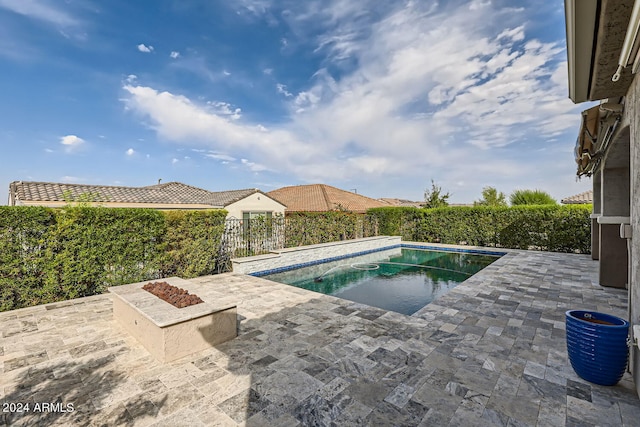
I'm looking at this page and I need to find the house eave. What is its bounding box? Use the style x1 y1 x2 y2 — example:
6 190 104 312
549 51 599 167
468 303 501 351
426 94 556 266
565 0 599 103
565 0 636 104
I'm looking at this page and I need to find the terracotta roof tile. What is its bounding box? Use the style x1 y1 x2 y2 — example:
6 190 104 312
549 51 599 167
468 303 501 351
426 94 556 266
561 190 593 204
9 181 268 207
267 184 387 213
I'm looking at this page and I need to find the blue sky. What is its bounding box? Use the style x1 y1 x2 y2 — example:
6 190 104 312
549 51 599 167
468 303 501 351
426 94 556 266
0 0 592 205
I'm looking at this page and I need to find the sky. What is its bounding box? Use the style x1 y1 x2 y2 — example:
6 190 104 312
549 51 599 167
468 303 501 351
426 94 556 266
0 0 593 205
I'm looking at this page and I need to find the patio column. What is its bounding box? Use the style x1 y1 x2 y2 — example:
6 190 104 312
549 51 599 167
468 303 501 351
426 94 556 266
591 171 601 260
598 134 630 289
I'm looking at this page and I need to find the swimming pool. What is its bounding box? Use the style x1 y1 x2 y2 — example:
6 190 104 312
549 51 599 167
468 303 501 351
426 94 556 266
262 247 500 315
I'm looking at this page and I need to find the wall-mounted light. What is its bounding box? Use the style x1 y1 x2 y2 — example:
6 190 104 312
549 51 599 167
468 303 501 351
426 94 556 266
613 0 640 81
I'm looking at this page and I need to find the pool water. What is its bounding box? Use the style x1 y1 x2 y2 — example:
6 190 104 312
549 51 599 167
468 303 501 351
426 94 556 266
263 248 500 315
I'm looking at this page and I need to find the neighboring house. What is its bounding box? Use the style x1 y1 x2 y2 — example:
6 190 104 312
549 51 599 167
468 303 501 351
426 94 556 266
267 184 388 214
565 0 640 396
561 190 593 205
378 198 425 208
7 181 286 219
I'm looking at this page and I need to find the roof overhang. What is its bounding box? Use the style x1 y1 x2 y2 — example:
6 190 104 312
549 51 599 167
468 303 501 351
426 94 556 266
565 0 635 103
565 0 599 103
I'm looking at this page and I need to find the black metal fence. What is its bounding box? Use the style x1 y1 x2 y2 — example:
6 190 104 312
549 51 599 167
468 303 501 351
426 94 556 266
217 214 380 272
221 216 286 259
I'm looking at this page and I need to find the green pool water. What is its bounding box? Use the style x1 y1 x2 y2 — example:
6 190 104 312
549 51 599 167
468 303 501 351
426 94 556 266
263 248 500 315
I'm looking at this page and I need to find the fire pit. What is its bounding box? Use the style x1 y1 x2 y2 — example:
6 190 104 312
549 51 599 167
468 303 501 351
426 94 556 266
108 277 237 363
142 281 204 308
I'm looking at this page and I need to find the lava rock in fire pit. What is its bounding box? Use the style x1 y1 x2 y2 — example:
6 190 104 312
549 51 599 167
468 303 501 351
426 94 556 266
143 281 204 308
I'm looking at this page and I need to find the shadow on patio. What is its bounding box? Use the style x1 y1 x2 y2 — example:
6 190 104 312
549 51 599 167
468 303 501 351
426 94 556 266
2 249 640 426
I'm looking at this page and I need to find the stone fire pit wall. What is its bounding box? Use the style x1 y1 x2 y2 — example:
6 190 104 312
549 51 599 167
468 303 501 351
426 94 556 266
108 277 237 363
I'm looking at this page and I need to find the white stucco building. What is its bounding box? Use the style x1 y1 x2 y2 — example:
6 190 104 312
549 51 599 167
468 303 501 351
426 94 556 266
8 181 286 219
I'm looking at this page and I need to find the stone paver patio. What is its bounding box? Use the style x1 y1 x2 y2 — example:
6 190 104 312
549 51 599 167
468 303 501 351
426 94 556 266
1 247 639 426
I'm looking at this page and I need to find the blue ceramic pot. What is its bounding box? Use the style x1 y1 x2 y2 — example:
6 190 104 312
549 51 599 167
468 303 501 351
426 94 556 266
566 310 629 386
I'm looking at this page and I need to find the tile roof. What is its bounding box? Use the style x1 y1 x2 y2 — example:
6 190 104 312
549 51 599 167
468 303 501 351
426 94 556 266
378 198 425 208
561 190 593 204
145 182 264 206
9 181 266 207
267 184 387 213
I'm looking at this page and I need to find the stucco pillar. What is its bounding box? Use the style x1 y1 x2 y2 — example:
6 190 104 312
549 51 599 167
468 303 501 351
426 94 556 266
591 171 602 260
598 165 630 289
627 83 640 399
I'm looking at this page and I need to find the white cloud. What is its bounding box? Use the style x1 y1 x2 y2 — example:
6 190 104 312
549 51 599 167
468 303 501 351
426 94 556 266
276 83 292 97
123 1 586 202
171 158 179 164
294 89 321 113
235 0 271 16
126 148 135 156
137 43 154 53
241 158 269 172
170 51 180 59
59 134 84 152
206 152 236 162
206 101 242 119
0 0 77 27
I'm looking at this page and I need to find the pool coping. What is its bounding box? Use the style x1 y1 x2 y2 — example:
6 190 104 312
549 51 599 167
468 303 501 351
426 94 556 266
249 241 509 277
2 247 636 425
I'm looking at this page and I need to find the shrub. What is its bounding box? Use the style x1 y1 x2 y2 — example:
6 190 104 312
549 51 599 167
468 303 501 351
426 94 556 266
43 206 166 301
509 189 557 205
0 206 227 311
368 204 591 253
160 210 227 278
474 186 507 206
0 207 55 311
284 212 378 247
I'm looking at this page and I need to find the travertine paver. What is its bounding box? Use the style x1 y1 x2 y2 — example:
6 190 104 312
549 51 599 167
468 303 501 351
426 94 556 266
1 246 639 426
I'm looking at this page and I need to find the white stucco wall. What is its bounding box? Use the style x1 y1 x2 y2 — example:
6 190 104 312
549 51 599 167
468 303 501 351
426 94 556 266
224 193 286 219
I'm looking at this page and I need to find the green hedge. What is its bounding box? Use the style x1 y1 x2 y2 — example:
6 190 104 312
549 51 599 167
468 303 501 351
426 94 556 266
284 212 378 247
1 204 591 312
0 207 55 311
368 205 592 253
43 207 166 302
0 206 227 311
160 210 227 278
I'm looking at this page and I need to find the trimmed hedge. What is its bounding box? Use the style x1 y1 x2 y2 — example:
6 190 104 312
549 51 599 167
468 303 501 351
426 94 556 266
1 204 591 312
0 206 227 311
284 212 378 247
160 210 227 278
0 207 55 311
43 207 166 302
368 205 592 253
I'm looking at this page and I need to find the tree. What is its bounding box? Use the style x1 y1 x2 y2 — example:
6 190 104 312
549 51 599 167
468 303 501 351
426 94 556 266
423 180 450 208
509 189 557 205
61 190 104 207
474 186 507 207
